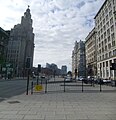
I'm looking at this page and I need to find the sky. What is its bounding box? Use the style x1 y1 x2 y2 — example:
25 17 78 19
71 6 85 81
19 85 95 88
0 0 105 71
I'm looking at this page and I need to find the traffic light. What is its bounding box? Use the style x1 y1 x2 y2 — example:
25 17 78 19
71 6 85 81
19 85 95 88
75 69 77 73
26 57 31 69
38 64 41 73
110 63 116 70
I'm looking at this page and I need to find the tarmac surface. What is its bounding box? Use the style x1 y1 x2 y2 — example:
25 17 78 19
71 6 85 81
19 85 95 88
0 77 116 120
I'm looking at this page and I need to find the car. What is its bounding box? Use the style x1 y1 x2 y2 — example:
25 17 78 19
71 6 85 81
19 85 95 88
77 76 85 81
102 79 111 84
65 75 72 81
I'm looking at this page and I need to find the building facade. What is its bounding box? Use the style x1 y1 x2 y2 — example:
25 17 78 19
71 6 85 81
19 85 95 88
94 0 116 80
61 65 67 76
85 27 97 78
72 41 78 78
0 27 9 64
7 7 34 77
0 27 9 77
72 40 86 78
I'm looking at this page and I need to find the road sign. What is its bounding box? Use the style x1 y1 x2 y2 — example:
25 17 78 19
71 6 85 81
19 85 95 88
35 84 43 91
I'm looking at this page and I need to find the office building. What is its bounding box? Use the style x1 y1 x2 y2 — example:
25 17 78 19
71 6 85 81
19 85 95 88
94 0 116 79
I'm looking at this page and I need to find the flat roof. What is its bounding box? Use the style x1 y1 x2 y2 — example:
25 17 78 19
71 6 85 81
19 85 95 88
94 0 107 19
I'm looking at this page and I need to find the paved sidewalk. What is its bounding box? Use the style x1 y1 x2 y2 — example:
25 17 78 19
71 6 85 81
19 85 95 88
0 77 116 120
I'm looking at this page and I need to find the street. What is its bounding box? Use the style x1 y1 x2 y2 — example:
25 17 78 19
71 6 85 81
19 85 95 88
0 79 28 101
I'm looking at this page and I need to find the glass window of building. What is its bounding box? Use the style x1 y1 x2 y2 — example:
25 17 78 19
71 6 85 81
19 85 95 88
109 10 112 17
111 25 114 32
109 51 112 57
112 40 115 47
110 17 113 25
111 33 115 40
113 49 116 55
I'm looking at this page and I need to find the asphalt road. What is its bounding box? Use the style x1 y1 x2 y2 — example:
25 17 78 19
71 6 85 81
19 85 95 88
0 79 32 101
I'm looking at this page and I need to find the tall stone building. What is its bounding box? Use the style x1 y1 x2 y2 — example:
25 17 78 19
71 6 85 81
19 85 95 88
72 40 86 78
7 6 34 77
61 65 67 76
94 0 116 80
72 41 78 78
85 28 97 78
0 27 9 77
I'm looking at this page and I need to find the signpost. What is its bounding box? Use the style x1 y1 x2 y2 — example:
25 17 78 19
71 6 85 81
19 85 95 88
26 57 31 95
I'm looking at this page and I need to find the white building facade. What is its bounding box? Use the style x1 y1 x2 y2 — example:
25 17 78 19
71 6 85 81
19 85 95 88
94 0 116 80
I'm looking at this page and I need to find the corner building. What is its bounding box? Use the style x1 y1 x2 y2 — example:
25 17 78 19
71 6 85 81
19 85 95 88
94 0 116 79
7 7 34 77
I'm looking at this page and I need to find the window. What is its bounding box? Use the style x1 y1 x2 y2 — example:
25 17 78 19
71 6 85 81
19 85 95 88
101 28 103 33
109 10 112 17
106 21 109 27
107 29 110 36
100 22 102 27
105 8 108 14
101 34 103 39
106 15 108 21
105 53 108 58
110 17 113 25
103 25 106 31
109 51 112 57
103 18 105 24
104 32 106 38
102 47 104 52
111 25 114 32
108 43 111 49
110 60 112 66
102 55 104 59
105 45 107 51
113 49 116 56
108 36 110 42
109 3 111 8
105 39 107 43
103 62 105 67
112 41 115 47
106 61 108 67
111 33 115 40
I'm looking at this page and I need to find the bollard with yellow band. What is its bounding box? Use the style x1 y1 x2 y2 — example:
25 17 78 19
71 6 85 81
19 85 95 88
35 84 43 91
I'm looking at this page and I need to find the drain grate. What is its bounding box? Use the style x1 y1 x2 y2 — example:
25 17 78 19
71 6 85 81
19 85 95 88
8 101 20 104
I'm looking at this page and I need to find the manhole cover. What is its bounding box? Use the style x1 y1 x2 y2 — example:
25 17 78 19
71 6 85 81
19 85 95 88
8 101 20 104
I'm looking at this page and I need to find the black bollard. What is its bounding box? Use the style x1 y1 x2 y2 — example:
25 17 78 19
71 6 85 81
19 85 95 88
26 69 30 95
45 78 47 93
64 78 66 92
100 79 102 92
31 81 33 95
82 79 83 92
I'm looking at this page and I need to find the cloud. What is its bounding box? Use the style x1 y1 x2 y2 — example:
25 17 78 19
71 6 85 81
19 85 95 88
0 0 105 70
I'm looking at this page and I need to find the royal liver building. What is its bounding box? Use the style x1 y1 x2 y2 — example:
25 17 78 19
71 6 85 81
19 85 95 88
7 6 34 77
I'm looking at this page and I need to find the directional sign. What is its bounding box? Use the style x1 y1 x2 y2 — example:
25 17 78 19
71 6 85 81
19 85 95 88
35 84 43 91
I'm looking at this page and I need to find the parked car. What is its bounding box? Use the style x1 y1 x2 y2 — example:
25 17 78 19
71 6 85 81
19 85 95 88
77 76 85 81
65 75 72 81
102 79 111 84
